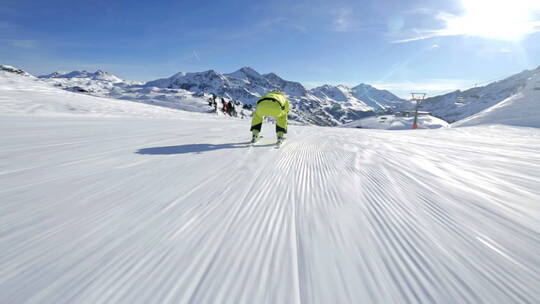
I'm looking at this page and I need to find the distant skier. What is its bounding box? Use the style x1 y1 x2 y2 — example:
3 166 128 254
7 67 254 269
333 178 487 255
250 90 290 144
227 100 236 117
221 97 228 115
209 94 218 113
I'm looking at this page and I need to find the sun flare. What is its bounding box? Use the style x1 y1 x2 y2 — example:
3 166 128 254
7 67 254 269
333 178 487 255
443 0 540 40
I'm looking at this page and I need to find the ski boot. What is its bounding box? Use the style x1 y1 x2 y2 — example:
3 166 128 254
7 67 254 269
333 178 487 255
276 135 285 147
251 133 260 144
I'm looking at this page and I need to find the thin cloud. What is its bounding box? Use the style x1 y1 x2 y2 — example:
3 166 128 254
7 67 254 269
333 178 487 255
371 79 474 98
393 1 540 43
0 39 37 48
303 81 357 89
0 21 17 29
332 8 356 32
374 80 471 91
213 17 305 41
329 7 373 32
192 50 201 61
0 21 13 30
9 39 36 48
392 33 440 43
403 7 434 15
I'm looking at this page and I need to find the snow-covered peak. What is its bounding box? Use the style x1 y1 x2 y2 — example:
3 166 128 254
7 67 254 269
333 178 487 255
93 70 123 83
0 64 32 77
262 72 281 81
308 83 404 111
170 71 188 78
226 66 262 80
201 69 221 77
40 71 66 78
49 70 91 78
352 83 374 90
350 83 404 109
310 84 350 101
39 70 123 83
146 69 227 90
168 69 224 82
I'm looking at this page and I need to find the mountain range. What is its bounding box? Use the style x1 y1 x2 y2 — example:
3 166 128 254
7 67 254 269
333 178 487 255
3 63 538 127
144 66 406 125
37 67 405 126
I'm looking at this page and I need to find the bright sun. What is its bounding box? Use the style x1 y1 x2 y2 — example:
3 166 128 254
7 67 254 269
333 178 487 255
442 0 540 40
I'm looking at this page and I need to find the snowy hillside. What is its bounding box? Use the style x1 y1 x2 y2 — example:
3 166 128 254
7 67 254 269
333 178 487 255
454 71 540 128
0 64 33 77
419 67 539 122
35 67 251 116
2 65 540 304
343 114 449 130
0 67 201 118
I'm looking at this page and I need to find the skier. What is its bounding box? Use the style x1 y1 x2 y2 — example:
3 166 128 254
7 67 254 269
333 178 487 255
221 97 228 115
209 94 218 113
227 100 236 117
250 90 290 144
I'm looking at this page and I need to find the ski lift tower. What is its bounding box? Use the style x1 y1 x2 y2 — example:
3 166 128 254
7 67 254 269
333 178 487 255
410 93 426 129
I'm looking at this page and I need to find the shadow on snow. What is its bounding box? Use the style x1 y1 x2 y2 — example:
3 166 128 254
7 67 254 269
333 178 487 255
136 142 274 155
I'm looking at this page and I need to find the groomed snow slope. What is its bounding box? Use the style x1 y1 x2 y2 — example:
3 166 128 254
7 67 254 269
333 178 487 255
1 73 540 304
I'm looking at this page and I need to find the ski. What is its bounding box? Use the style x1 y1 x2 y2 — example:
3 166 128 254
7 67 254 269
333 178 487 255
250 135 263 145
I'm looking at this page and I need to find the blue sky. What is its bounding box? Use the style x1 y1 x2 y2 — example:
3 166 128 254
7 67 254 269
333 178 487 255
1 0 540 97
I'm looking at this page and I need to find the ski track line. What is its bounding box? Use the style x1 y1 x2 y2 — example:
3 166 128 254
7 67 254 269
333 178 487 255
354 138 532 302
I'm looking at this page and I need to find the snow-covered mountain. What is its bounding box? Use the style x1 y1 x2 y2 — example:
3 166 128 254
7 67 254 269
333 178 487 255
309 83 404 112
36 68 250 115
419 67 540 122
0 65 193 118
453 69 540 128
39 70 130 95
1 64 33 77
144 66 406 125
310 84 372 110
351 83 405 109
40 70 124 83
145 67 308 101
